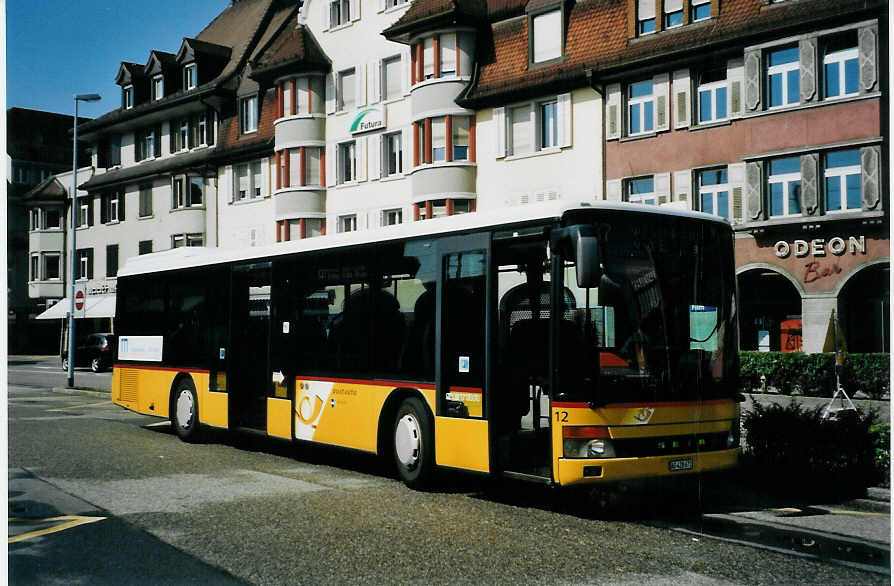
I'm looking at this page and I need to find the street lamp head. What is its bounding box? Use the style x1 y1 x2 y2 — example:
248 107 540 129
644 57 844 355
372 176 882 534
74 93 102 102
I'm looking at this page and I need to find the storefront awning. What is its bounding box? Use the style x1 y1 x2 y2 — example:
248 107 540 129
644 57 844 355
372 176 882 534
35 295 116 320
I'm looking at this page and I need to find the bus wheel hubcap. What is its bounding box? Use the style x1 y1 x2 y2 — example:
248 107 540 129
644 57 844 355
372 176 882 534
177 390 194 428
395 414 420 468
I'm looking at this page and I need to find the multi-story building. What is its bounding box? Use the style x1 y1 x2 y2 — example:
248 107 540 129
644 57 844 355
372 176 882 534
8 108 90 352
598 0 887 353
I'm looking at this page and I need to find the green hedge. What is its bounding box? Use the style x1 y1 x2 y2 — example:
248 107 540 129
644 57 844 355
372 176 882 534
739 352 889 399
742 400 886 496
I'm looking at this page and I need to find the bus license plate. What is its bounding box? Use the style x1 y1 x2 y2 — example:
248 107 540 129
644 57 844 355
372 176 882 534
668 458 693 472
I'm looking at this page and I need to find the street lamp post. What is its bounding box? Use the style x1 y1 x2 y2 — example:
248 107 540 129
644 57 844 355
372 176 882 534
67 93 101 388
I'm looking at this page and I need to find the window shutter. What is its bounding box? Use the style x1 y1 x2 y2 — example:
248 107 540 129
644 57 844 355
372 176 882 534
377 0 386 13
225 165 234 202
350 0 360 21
370 60 381 104
100 195 108 224
800 153 819 216
355 63 366 108
605 83 621 140
322 0 330 31
672 69 690 129
88 249 94 279
557 92 572 148
260 158 270 197
401 46 412 95
605 179 622 202
727 57 744 118
370 134 382 180
799 37 817 103
325 73 336 114
655 172 670 205
326 143 336 187
402 126 413 171
653 73 669 131
745 161 763 221
88 197 95 227
119 191 126 220
168 123 176 154
858 24 878 93
154 125 162 158
743 49 761 112
728 162 745 224
356 137 367 182
860 145 881 210
673 170 692 207
493 107 506 158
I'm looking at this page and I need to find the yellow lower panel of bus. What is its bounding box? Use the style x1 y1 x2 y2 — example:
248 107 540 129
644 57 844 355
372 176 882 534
198 383 227 428
113 367 176 417
556 448 739 486
434 417 489 472
267 397 291 439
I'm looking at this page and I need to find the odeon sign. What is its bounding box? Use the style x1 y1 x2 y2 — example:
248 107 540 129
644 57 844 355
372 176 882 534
774 235 867 259
350 106 385 134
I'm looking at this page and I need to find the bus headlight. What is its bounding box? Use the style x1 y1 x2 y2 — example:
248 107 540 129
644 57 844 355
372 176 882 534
562 426 615 459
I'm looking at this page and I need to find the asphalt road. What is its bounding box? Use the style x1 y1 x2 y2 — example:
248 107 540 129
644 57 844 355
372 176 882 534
7 357 887 585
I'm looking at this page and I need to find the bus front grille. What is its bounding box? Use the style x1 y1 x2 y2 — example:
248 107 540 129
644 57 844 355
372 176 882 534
119 370 139 404
612 432 730 458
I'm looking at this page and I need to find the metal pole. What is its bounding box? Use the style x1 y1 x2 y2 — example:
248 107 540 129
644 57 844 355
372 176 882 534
67 98 78 388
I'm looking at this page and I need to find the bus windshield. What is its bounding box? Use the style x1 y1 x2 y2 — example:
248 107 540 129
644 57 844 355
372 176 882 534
559 214 738 404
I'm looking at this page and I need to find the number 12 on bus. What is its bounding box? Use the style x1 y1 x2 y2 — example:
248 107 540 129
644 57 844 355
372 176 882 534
112 202 741 489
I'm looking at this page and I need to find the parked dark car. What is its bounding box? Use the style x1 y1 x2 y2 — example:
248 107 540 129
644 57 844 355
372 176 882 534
61 333 117 373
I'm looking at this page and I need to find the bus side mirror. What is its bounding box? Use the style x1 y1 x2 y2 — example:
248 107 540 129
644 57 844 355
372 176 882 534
570 226 602 288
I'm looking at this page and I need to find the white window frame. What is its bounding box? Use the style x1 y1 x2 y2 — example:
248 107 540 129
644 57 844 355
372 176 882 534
383 132 403 176
531 10 561 64
697 73 728 124
43 208 61 230
338 141 356 184
109 192 120 222
538 99 558 149
188 176 204 207
144 128 156 160
823 46 858 100
697 168 730 219
338 214 357 233
123 85 134 109
78 250 90 280
690 0 710 22
823 151 861 213
337 68 356 111
78 199 90 228
382 55 402 101
637 0 656 35
235 163 251 200
626 176 656 205
766 47 800 109
30 254 40 281
663 0 683 29
382 208 402 226
184 63 197 90
152 75 164 101
627 80 654 136
43 253 61 281
329 0 350 28
30 208 40 231
240 94 258 134
767 158 801 217
172 176 186 209
179 118 190 152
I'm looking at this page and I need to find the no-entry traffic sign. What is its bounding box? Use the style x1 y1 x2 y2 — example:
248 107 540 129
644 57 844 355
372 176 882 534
73 283 87 318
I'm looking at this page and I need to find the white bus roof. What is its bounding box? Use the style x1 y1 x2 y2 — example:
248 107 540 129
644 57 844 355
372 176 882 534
118 200 727 277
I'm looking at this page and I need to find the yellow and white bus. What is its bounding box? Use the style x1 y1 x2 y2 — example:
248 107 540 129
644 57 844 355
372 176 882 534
112 201 741 488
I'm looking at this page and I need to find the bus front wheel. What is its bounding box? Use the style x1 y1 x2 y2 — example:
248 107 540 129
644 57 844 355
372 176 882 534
172 378 201 442
393 397 434 489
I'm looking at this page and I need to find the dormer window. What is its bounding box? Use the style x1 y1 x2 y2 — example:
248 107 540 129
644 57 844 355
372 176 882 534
240 94 258 134
531 9 562 63
183 63 197 90
123 85 134 109
152 75 164 101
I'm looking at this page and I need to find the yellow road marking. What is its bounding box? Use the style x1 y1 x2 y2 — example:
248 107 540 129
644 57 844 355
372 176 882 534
47 400 112 412
9 515 106 543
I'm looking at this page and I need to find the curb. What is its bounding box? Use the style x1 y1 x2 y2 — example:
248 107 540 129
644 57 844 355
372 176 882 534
867 487 891 503
50 387 111 399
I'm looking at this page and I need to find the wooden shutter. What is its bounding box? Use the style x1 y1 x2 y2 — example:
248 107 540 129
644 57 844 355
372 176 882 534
154 125 162 158
860 145 881 210
727 58 744 118
728 162 746 224
402 126 413 172
370 134 381 180
605 179 622 202
653 73 670 131
605 83 621 140
402 46 412 95
672 69 690 129
355 63 366 108
326 143 336 187
493 107 505 158
356 137 367 182
800 153 819 216
119 190 126 221
557 92 572 148
745 161 763 221
673 169 692 207
350 0 360 21
743 49 761 112
799 37 817 104
325 73 336 114
858 24 878 93
370 60 381 104
655 172 670 204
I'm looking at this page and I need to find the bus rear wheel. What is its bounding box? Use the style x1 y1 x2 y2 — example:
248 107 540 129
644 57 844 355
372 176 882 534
172 378 202 442
393 397 434 489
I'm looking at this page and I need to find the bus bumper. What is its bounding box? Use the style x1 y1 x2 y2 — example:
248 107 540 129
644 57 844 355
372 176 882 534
556 448 739 486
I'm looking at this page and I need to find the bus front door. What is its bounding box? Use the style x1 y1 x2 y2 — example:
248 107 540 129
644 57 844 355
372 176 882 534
433 236 491 473
228 263 272 430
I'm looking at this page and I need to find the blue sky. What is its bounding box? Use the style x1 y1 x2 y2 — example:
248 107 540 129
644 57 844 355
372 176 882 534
7 1 231 119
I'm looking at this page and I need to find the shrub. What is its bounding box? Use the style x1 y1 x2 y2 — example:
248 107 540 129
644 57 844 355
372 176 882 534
741 400 880 497
869 423 890 488
739 352 888 398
